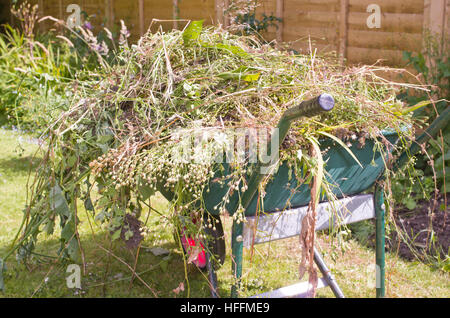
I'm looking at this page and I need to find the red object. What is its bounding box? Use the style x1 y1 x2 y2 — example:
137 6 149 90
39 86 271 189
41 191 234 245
180 231 207 268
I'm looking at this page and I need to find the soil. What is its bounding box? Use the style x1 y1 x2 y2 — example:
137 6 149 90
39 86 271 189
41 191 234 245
120 213 144 249
388 195 449 261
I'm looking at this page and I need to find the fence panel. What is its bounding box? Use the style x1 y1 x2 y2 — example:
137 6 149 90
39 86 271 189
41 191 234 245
10 0 449 67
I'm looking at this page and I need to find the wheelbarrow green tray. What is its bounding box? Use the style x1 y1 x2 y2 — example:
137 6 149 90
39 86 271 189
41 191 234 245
203 130 399 217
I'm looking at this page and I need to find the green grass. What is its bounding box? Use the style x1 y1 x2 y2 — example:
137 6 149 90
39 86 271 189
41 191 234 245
0 128 449 298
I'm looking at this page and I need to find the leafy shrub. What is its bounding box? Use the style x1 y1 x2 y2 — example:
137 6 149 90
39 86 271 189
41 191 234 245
225 0 282 37
394 34 449 208
0 3 128 133
0 25 76 131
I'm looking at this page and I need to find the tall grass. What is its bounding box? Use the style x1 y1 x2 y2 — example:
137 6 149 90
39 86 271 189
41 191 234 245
0 2 124 132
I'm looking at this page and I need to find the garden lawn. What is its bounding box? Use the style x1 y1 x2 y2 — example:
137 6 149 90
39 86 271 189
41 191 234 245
0 128 448 298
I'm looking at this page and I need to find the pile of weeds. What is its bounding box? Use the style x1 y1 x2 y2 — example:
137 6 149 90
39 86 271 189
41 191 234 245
1 20 430 295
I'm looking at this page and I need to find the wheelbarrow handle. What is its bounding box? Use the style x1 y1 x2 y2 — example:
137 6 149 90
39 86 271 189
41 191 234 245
281 93 335 122
238 93 335 213
392 105 450 170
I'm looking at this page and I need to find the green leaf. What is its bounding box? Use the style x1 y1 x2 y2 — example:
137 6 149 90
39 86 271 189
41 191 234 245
243 73 260 82
61 215 75 242
84 195 94 212
402 51 412 62
49 184 70 217
183 20 204 46
97 134 113 144
218 66 261 82
66 155 77 167
138 181 155 201
218 72 260 83
318 131 363 168
111 229 122 241
43 220 55 235
66 238 81 263
60 212 81 262
202 42 248 57
401 99 442 115
403 197 417 210
159 259 168 272
125 230 134 241
306 136 324 203
435 166 450 178
218 72 260 82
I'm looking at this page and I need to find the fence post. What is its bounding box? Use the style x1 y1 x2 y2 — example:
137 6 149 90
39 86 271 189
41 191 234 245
223 0 230 28
423 0 446 53
276 0 284 43
339 0 349 64
215 0 223 25
139 0 145 35
58 0 63 19
105 0 114 30
173 0 179 29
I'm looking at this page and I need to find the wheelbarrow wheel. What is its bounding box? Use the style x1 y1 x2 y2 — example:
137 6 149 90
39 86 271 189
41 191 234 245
174 216 225 271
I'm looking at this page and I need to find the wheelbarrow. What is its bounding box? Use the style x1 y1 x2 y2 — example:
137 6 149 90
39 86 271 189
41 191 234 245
158 94 450 298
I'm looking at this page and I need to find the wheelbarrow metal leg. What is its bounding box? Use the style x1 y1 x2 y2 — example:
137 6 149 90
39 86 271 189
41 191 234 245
206 251 219 298
375 185 386 298
231 220 244 298
313 247 345 298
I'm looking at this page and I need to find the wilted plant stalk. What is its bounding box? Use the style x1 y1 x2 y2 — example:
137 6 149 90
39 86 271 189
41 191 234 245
11 2 39 39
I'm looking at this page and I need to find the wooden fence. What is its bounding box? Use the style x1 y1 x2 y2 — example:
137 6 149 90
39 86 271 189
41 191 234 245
9 0 450 67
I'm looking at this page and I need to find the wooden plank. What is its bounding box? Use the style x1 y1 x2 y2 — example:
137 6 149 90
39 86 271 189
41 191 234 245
114 0 139 41
284 0 339 13
144 0 173 32
37 0 44 16
283 26 338 44
289 42 339 55
255 0 276 17
346 46 405 66
349 0 424 14
284 11 339 26
176 1 216 21
348 12 424 33
348 30 423 52
242 194 375 247
175 2 216 28
339 0 349 62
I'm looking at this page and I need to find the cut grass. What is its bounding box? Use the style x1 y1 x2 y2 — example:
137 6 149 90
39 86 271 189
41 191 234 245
0 128 448 298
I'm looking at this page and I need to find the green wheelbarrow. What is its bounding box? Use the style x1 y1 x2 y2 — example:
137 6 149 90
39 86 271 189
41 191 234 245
158 94 450 298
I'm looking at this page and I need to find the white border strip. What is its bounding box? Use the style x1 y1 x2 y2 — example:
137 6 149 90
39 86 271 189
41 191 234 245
251 278 329 298
243 194 375 247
